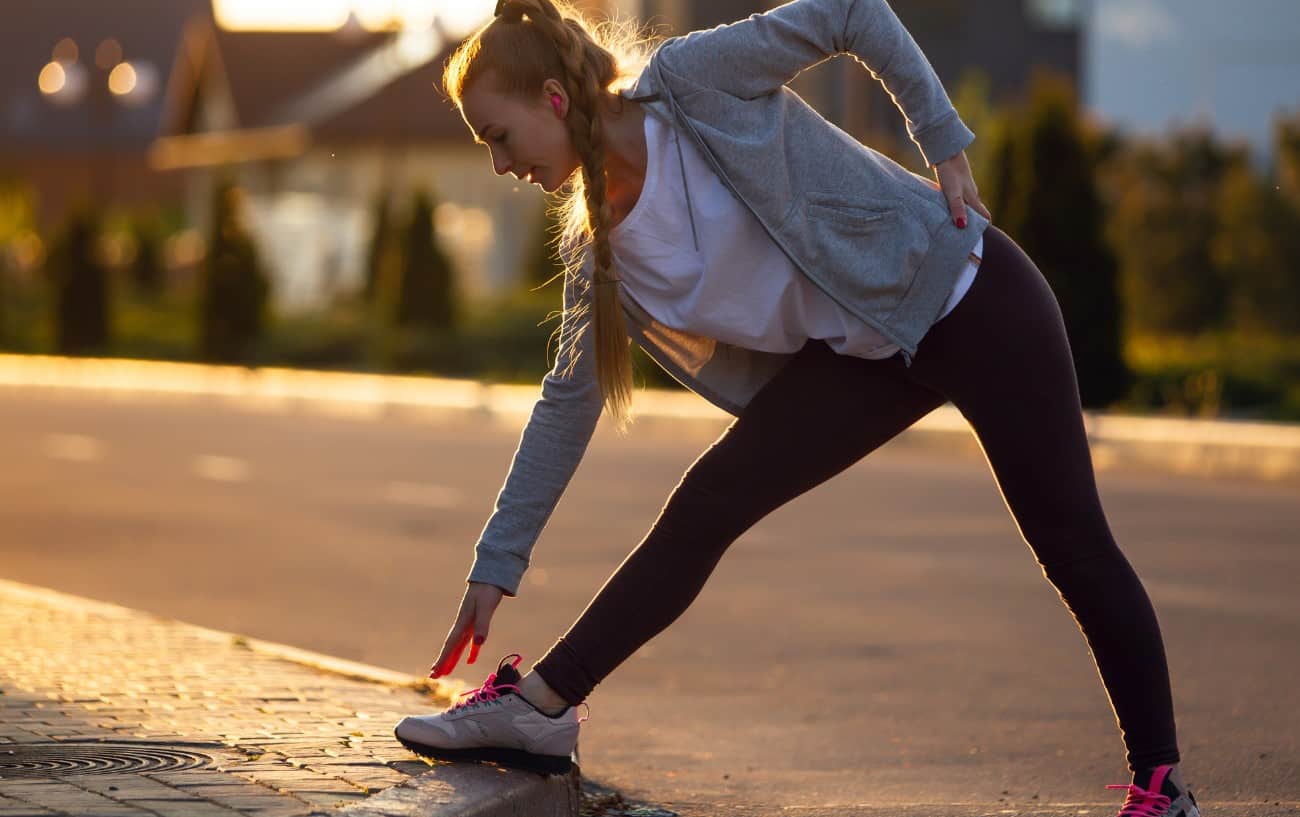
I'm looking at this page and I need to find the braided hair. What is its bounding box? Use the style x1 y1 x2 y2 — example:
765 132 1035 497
442 0 656 433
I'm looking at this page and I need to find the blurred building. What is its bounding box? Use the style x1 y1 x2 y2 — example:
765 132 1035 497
637 0 1085 168
3 1 618 313
151 19 497 311
0 0 208 229
155 1 622 312
2 0 1084 314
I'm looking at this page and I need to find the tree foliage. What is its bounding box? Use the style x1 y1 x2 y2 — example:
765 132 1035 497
394 189 459 331
987 71 1130 407
46 202 111 355
198 180 270 363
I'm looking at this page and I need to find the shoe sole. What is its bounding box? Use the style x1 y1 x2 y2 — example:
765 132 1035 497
394 729 573 776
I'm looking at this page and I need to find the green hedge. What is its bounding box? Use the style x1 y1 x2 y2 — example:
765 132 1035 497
8 277 1299 420
1117 332 1300 421
254 287 682 391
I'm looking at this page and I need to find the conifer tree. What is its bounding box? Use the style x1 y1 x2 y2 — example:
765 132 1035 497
1211 163 1300 335
46 202 111 355
1103 130 1237 334
364 189 397 303
395 189 458 331
129 212 165 299
993 71 1130 407
1276 109 1300 207
198 181 270 363
0 180 36 347
521 203 566 291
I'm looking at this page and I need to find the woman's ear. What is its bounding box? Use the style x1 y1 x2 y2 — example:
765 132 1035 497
542 79 567 117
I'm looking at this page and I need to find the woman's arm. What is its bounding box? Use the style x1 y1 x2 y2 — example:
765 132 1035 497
465 269 604 598
655 0 971 168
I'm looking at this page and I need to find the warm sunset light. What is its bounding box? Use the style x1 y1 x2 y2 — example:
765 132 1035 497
212 0 494 34
428 0 495 36
353 0 432 31
214 0 352 31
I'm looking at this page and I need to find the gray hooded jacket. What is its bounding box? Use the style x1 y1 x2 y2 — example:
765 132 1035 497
467 0 991 596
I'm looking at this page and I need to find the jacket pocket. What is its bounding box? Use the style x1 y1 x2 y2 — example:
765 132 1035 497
796 191 926 309
803 191 897 231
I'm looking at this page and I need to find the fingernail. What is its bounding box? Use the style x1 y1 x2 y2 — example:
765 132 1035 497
955 217 967 229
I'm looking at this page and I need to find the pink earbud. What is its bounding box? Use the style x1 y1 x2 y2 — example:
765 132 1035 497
550 93 563 115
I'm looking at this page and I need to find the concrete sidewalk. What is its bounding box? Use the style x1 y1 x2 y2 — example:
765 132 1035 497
0 578 580 817
1 353 1298 483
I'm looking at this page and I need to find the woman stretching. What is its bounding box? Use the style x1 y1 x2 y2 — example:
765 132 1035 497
393 2 1200 815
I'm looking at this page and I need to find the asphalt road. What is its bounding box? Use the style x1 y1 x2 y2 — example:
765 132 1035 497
2 384 1297 816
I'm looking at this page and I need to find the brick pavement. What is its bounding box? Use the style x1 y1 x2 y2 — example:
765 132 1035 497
0 578 576 817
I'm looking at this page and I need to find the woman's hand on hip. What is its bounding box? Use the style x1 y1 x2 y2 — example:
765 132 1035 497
430 581 505 679
933 150 992 229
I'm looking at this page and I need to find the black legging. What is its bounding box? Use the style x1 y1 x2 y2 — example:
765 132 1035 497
532 224 1180 772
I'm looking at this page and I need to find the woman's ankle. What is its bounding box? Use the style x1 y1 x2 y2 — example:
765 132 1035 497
1133 762 1187 793
517 671 569 714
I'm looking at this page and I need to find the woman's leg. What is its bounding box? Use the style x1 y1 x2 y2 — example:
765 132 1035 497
898 225 1180 772
531 338 948 705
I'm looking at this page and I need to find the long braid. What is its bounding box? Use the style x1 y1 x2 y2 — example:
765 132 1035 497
494 0 635 431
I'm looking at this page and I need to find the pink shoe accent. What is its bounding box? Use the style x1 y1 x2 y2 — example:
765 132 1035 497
447 655 524 714
1106 764 1175 817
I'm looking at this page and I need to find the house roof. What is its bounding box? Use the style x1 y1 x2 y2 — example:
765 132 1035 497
0 0 209 151
310 41 468 145
154 17 470 168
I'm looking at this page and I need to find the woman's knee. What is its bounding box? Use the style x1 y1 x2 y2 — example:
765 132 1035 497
1021 513 1123 575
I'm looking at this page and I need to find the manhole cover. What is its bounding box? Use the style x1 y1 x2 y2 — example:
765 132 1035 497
0 742 215 779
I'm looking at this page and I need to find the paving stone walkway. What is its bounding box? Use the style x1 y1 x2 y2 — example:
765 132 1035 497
0 578 495 816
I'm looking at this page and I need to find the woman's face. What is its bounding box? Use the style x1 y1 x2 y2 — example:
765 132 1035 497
460 76 578 194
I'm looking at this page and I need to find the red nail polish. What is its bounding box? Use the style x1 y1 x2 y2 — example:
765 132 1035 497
956 217 967 229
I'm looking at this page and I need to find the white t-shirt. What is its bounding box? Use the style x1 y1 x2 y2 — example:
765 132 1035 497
608 110 980 359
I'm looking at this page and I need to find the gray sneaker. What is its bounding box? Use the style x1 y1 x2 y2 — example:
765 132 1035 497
394 653 588 775
1107 763 1201 817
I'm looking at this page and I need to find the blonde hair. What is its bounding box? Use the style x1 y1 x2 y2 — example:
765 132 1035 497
441 0 660 434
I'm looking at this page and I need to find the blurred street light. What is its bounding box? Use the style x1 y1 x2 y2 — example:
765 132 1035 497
53 37 79 63
38 62 69 96
36 36 161 203
38 37 159 109
95 38 123 70
107 62 137 96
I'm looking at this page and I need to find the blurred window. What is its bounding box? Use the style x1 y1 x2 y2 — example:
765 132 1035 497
1026 0 1083 29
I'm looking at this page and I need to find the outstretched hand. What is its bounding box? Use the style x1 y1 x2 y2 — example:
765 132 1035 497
430 582 505 679
933 150 991 228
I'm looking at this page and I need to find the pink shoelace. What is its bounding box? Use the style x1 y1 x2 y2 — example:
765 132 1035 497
447 671 523 714
1106 781 1173 817
445 655 592 722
